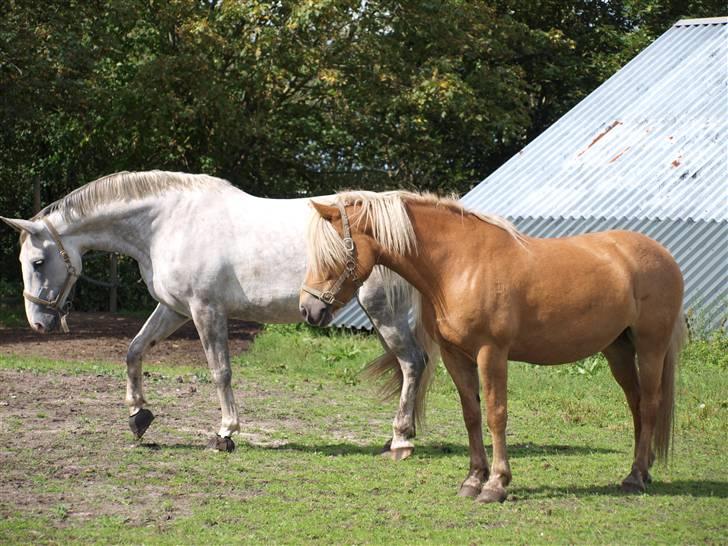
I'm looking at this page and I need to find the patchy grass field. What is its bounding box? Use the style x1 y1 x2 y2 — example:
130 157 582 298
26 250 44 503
0 323 726 544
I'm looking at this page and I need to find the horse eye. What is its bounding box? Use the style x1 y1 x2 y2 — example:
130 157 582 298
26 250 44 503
32 259 44 269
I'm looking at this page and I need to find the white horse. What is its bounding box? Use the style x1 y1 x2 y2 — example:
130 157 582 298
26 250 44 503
1 171 436 456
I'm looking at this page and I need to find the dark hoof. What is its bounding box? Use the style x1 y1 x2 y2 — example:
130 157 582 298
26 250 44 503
207 435 235 452
477 486 508 504
129 409 155 440
458 475 484 498
621 473 646 494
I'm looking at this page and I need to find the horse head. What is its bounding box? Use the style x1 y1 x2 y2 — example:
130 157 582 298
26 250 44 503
299 200 379 326
1 216 81 333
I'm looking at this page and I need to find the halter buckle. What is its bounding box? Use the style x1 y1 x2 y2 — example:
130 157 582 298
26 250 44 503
320 291 336 305
343 237 355 253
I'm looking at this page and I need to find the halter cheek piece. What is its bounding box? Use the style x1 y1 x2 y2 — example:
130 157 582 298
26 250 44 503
301 201 363 306
23 217 78 333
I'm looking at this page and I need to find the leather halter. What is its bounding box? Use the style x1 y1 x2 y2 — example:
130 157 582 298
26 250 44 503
23 217 78 333
301 201 362 306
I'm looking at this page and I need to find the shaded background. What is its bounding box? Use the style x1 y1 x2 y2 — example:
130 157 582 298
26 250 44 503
1 0 722 311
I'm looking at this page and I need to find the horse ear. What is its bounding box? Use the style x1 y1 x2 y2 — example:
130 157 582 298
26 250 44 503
0 216 42 235
310 201 340 222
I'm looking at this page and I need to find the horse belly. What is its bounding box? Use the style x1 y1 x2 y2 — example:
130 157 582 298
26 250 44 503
510 323 626 365
227 292 303 323
510 277 636 365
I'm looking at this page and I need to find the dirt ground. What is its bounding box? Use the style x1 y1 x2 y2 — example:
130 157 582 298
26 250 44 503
0 313 295 527
0 368 297 527
0 312 261 367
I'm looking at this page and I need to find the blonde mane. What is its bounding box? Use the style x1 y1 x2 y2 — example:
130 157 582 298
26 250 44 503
307 190 523 309
308 190 522 276
36 170 231 222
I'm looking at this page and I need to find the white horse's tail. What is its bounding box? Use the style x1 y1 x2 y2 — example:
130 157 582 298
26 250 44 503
363 285 439 429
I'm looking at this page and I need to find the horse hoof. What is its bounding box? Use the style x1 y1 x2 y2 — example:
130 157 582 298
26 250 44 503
477 487 508 504
458 484 482 498
383 446 414 461
620 474 646 494
129 409 155 440
207 435 235 452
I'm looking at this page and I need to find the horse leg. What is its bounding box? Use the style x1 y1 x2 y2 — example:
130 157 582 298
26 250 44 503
126 303 189 439
190 304 239 452
440 344 488 498
622 333 668 493
475 345 511 504
357 273 430 460
602 332 655 484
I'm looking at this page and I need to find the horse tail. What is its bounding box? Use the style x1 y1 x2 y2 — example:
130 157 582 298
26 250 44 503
653 312 687 463
363 286 439 429
410 289 439 427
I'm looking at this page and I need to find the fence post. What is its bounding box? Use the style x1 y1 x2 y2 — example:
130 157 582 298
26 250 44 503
109 254 118 313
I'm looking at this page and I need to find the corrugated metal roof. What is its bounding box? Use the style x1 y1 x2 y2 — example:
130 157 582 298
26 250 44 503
460 18 727 221
334 17 727 331
330 297 373 330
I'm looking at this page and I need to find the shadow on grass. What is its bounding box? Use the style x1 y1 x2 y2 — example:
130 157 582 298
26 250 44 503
514 480 728 500
134 441 728 499
244 441 620 459
136 441 205 451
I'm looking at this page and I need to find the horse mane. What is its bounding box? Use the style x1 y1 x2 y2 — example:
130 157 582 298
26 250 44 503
35 170 231 223
308 190 523 276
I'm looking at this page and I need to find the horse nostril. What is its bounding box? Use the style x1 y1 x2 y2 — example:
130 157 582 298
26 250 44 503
34 323 45 333
300 305 308 321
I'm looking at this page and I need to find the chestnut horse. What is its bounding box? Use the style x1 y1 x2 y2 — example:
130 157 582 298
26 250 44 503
299 191 686 503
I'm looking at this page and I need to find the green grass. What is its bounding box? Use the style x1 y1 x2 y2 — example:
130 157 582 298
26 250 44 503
0 324 726 544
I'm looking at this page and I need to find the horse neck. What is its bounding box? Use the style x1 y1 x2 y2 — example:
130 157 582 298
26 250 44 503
49 199 159 268
376 200 517 310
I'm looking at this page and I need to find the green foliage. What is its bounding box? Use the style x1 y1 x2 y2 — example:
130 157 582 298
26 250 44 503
2 0 724 308
683 331 728 370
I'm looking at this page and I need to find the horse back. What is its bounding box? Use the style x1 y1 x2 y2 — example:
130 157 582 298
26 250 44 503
504 229 683 363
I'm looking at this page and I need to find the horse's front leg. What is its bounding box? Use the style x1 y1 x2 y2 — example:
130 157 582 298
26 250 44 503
358 272 431 461
126 303 189 439
439 344 489 498
190 304 240 452
476 345 512 503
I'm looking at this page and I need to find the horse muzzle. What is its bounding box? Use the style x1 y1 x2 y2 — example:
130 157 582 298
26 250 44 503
27 309 61 334
300 296 333 327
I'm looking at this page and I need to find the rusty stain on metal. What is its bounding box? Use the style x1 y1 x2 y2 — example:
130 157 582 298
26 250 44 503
610 147 631 163
577 120 623 157
672 159 681 167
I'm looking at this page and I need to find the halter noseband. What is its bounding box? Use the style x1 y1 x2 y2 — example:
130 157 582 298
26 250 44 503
23 217 78 333
301 201 362 306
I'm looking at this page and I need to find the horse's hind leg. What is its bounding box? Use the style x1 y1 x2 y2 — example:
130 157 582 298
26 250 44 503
603 332 655 490
603 332 643 459
358 271 430 460
126 303 189 439
620 321 677 493
190 303 239 452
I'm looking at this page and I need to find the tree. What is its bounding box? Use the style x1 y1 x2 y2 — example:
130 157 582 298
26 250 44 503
2 0 724 307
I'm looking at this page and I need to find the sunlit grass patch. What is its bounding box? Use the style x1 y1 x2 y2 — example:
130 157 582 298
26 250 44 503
1 326 726 544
